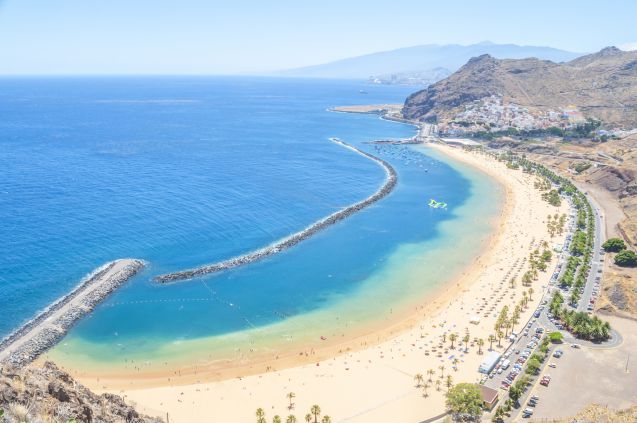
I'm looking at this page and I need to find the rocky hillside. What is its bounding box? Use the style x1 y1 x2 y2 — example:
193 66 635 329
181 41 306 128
403 47 637 127
0 362 161 423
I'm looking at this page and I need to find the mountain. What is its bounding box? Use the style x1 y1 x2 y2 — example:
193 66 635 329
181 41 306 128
280 42 582 81
402 46 637 126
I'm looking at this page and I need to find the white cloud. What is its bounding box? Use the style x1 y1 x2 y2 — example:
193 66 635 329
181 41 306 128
618 42 637 51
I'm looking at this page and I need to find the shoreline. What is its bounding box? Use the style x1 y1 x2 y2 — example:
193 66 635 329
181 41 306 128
52 141 510 390
0 259 145 367
110 142 569 422
154 137 397 283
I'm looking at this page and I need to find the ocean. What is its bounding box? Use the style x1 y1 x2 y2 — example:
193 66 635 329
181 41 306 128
0 77 501 371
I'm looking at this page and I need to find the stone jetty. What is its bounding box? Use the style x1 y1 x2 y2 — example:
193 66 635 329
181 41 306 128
0 259 145 367
154 138 397 283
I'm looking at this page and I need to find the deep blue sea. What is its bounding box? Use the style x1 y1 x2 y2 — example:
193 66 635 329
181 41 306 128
0 77 499 368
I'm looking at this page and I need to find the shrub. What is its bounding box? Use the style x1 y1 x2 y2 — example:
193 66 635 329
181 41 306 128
548 331 564 343
602 238 626 252
615 250 637 267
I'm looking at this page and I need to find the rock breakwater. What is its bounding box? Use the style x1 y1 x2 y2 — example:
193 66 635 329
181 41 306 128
154 138 397 283
0 259 145 367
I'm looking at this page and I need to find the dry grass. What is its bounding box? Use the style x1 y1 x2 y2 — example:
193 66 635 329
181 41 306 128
537 403 637 423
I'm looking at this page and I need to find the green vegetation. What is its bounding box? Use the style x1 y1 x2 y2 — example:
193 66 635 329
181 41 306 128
602 237 626 252
548 331 564 343
570 230 588 255
445 383 483 421
615 250 637 267
547 213 567 237
508 376 530 403
571 161 592 174
468 118 602 141
549 292 611 341
525 357 541 375
541 189 562 207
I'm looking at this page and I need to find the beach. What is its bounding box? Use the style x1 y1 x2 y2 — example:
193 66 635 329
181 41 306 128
96 143 571 422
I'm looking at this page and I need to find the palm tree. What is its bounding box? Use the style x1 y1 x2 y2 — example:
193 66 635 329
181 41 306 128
504 320 512 337
321 417 331 423
452 358 459 370
449 333 458 349
510 314 519 333
287 392 296 410
446 375 453 390
488 335 495 351
497 330 504 347
286 416 297 423
414 373 424 388
477 338 485 354
305 414 312 423
427 368 435 382
310 405 321 423
257 408 266 422
462 334 470 352
273 416 282 423
441 333 447 343
422 382 430 398
435 379 441 391
522 291 528 307
438 365 445 379
528 287 534 301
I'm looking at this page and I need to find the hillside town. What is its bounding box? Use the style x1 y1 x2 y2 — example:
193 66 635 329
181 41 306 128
434 95 637 140
437 95 576 136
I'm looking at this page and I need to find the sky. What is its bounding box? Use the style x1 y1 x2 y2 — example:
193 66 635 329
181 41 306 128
1 0 636 75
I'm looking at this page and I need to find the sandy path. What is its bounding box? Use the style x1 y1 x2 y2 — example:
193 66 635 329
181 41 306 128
91 144 568 422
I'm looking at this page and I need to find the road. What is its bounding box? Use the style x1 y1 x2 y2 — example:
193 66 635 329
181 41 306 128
577 191 606 312
482 188 621 421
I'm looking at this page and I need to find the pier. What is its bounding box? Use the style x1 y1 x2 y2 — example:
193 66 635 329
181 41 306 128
154 138 397 283
0 259 145 367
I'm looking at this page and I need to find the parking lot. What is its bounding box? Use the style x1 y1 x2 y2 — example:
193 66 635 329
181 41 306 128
527 315 637 421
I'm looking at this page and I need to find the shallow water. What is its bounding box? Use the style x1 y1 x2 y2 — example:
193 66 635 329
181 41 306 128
0 77 501 368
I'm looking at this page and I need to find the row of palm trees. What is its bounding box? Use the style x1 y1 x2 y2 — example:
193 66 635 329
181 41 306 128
256 400 330 423
493 289 533 344
413 372 454 397
550 292 611 341
442 330 485 354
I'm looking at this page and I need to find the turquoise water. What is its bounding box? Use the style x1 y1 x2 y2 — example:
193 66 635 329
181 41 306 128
0 77 500 368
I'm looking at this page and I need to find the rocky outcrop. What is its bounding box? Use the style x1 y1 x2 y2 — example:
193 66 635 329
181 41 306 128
0 362 162 423
403 47 637 126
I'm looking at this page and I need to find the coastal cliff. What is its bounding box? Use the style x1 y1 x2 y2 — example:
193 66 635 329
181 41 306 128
0 361 161 423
